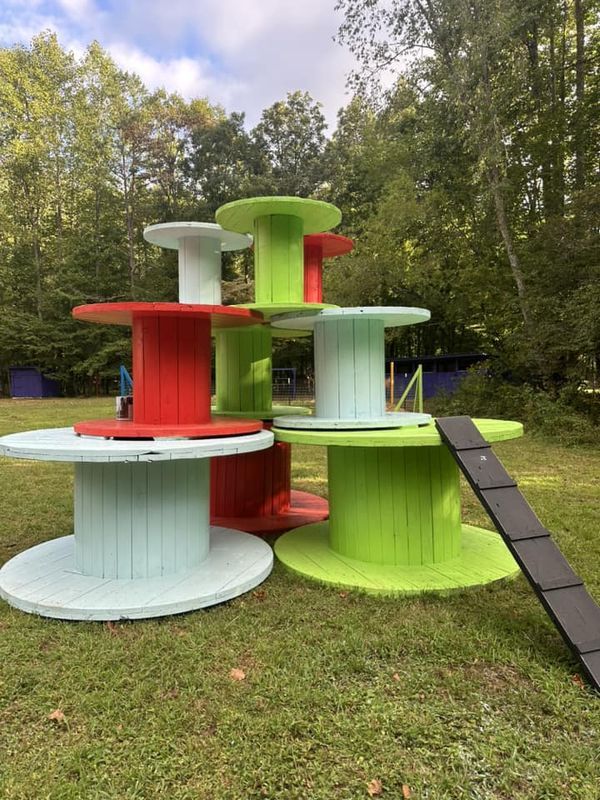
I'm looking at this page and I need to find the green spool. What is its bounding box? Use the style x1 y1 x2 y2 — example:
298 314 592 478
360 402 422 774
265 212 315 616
328 445 461 566
216 196 342 312
215 325 272 414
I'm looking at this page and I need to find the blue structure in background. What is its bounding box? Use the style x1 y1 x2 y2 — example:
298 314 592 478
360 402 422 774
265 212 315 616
119 365 133 396
9 367 60 398
391 353 487 400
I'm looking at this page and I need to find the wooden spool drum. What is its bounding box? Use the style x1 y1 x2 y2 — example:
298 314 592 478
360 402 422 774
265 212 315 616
72 303 265 439
0 428 274 620
272 420 523 594
271 308 432 430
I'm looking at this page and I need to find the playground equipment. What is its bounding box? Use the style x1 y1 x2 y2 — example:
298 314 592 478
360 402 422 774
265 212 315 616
270 308 522 594
0 223 276 620
437 416 600 691
208 197 349 533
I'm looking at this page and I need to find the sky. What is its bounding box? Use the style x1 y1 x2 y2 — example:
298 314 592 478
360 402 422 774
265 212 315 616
0 0 359 128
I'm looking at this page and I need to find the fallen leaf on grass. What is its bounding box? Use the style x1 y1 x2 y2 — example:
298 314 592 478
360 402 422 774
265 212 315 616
392 673 400 682
105 621 120 635
252 589 267 601
402 785 411 798
48 709 66 723
339 591 349 599
229 668 246 681
367 778 383 796
571 674 585 689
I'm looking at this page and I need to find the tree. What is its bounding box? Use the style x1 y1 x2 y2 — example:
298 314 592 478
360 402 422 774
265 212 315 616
252 91 327 196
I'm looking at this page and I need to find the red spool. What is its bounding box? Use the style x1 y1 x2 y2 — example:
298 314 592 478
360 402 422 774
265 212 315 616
210 424 329 534
303 233 354 303
72 302 265 439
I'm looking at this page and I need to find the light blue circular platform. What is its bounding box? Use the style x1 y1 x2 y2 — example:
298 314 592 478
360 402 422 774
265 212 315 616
273 412 431 430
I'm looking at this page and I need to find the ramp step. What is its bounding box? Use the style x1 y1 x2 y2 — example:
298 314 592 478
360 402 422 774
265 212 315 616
512 537 583 591
436 416 600 692
455 448 518 490
542 584 600 654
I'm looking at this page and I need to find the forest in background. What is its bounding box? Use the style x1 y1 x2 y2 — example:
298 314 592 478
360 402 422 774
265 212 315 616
0 0 598 421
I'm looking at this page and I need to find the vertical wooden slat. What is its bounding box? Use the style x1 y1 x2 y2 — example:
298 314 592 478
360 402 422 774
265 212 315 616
158 315 179 423
116 462 133 579
146 462 163 577
102 463 118 578
131 463 148 578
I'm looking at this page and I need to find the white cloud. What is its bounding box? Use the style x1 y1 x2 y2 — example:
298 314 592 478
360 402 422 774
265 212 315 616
0 0 361 128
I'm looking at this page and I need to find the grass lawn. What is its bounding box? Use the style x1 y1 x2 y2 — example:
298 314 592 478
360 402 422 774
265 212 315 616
0 398 599 799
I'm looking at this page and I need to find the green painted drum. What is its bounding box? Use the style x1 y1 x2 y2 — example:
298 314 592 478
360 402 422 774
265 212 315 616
273 418 524 594
215 325 272 414
328 445 461 565
254 215 304 305
216 196 342 308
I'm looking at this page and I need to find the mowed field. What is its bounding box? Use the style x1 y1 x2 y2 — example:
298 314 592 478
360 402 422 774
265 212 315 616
0 399 599 799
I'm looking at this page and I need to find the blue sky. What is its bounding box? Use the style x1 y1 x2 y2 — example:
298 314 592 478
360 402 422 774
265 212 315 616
0 0 358 127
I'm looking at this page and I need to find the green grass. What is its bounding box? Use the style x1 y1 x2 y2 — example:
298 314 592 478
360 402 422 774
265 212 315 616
0 398 599 799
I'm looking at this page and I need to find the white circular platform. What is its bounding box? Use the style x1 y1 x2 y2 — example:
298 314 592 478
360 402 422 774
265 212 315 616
273 412 432 430
0 427 274 462
270 306 431 330
144 222 251 252
0 529 273 621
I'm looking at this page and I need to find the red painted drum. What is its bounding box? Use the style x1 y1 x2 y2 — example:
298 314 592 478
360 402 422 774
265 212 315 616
210 426 329 533
303 233 354 303
72 302 265 439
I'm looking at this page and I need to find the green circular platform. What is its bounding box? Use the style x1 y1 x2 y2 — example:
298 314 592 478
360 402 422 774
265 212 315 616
212 405 311 420
216 197 342 234
239 302 337 339
275 522 519 595
272 418 523 447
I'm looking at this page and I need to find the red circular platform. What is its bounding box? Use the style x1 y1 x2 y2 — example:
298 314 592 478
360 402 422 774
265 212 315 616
72 302 264 327
74 416 263 439
211 490 329 535
304 233 354 258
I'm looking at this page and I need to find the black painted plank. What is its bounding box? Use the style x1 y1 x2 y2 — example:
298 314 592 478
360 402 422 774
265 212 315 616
543 585 600 653
476 485 549 541
512 537 583 591
455 448 517 490
435 415 600 692
435 416 490 450
580 650 600 688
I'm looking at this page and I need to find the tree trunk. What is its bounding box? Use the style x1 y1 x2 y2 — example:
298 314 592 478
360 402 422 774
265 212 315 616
574 0 585 189
487 164 531 329
33 231 43 321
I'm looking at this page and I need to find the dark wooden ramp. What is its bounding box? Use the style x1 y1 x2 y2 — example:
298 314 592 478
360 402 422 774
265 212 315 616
436 415 600 691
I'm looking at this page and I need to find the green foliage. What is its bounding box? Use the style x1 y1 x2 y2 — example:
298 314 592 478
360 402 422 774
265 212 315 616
432 370 600 447
0 10 598 410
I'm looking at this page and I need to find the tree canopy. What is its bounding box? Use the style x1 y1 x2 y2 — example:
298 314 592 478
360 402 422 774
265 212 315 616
0 10 598 398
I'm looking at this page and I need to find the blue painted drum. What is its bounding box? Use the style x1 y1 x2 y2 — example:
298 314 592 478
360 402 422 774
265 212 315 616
0 427 274 620
271 307 432 431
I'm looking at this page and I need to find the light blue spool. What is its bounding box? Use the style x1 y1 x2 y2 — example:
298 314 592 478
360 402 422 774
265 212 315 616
0 427 274 620
271 307 432 430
